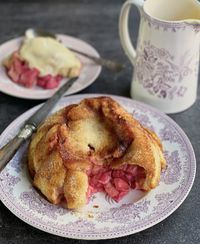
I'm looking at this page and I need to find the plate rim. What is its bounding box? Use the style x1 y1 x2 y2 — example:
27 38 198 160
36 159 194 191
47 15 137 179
0 94 196 240
0 35 102 100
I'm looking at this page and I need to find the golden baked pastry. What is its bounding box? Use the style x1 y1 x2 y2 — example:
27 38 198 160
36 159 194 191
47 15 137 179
28 97 166 209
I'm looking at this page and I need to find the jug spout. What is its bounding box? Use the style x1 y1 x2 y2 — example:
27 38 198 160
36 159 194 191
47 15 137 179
184 19 200 25
183 0 200 24
177 0 200 24
143 0 200 23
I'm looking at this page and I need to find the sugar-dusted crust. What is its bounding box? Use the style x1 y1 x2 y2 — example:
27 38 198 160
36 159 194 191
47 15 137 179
28 97 166 209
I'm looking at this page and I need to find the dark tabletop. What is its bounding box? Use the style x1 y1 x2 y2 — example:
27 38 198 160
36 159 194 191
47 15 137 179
0 0 199 243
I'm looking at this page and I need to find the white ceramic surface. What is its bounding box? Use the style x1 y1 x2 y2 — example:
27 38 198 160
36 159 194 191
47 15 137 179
119 0 200 113
0 94 196 240
0 35 101 99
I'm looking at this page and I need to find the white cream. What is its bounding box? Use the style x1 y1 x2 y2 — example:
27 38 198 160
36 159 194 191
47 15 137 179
19 37 81 76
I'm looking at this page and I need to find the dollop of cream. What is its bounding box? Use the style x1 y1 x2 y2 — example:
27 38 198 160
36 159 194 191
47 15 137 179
19 37 81 76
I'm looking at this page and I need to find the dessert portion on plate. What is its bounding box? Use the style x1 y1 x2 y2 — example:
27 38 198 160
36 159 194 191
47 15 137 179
28 96 166 209
3 37 81 89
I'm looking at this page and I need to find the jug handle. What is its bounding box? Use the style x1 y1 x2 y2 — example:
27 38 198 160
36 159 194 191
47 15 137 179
119 0 144 66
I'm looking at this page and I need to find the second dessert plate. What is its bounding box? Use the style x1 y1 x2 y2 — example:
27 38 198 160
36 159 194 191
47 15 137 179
0 35 101 99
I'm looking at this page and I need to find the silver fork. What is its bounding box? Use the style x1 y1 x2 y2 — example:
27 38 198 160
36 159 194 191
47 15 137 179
25 28 124 73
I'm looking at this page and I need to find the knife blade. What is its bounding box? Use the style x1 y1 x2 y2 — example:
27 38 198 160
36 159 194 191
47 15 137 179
0 77 78 171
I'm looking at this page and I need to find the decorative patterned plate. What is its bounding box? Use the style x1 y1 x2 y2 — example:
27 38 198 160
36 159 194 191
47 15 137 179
0 35 101 99
0 94 196 240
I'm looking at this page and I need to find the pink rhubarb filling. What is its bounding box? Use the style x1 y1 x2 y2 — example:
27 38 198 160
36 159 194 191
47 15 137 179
6 52 63 89
86 164 146 202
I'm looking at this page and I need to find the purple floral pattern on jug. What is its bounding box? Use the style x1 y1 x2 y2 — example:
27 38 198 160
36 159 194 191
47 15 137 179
135 41 194 99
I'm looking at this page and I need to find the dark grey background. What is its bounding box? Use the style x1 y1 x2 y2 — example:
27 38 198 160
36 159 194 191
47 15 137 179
0 0 199 243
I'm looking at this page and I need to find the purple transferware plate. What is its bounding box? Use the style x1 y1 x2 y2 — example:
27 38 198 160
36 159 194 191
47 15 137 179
0 94 196 240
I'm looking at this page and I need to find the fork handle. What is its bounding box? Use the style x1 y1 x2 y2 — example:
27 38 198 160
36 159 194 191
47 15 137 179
69 48 124 72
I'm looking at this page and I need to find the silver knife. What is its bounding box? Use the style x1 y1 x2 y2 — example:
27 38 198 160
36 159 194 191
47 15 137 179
0 77 78 171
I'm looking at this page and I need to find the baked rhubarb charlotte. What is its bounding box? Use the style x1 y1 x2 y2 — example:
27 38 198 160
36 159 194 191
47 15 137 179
3 37 81 89
28 97 166 209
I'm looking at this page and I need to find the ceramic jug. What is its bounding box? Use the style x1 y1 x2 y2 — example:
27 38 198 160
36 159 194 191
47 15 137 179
119 0 200 113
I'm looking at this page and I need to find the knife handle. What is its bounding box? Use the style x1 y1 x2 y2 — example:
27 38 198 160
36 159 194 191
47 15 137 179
0 124 36 172
0 136 24 171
